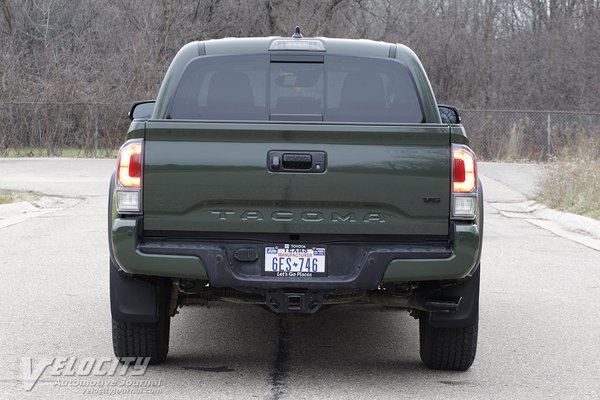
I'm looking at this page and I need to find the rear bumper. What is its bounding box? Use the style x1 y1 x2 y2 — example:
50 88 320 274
111 218 481 288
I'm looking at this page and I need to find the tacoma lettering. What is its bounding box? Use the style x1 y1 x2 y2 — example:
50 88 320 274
210 210 386 223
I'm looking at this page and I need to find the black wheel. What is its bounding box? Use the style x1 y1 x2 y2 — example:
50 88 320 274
111 279 171 365
419 312 478 371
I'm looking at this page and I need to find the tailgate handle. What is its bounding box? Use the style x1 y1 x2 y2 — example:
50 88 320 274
268 151 326 173
282 153 312 169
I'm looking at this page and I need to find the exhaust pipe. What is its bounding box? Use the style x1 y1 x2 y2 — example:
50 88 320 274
363 292 462 312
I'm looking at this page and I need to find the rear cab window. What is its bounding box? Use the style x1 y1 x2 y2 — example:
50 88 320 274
169 54 424 123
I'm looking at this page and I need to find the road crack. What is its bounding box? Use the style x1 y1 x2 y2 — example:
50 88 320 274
268 318 290 400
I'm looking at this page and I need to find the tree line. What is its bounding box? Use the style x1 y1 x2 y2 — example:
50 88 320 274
0 0 599 153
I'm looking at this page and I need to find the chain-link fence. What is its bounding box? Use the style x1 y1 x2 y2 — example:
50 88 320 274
462 110 600 161
0 103 599 160
0 102 129 157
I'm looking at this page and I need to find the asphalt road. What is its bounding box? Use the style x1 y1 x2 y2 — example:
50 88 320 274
1 159 599 399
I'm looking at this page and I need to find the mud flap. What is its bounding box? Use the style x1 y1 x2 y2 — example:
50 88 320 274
110 260 159 323
428 266 480 329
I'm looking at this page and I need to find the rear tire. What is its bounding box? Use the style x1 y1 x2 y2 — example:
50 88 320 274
111 280 171 365
419 313 478 371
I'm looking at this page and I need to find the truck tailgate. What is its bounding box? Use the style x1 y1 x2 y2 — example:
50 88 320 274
143 122 450 236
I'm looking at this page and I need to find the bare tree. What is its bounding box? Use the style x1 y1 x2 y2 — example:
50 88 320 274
1 0 599 153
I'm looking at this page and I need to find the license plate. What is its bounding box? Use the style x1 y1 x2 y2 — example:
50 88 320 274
264 245 326 277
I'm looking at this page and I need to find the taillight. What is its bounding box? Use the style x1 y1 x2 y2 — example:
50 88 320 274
118 142 142 188
453 147 476 193
451 145 477 220
116 139 143 214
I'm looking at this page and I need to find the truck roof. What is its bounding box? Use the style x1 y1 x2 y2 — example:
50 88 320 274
203 36 396 58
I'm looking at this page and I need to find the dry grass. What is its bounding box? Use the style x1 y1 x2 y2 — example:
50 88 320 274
537 137 600 220
0 190 39 205
0 192 13 205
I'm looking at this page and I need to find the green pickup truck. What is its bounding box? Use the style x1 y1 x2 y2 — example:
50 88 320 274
109 28 483 371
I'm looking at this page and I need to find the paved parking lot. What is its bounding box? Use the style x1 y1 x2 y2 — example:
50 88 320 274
0 159 599 399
